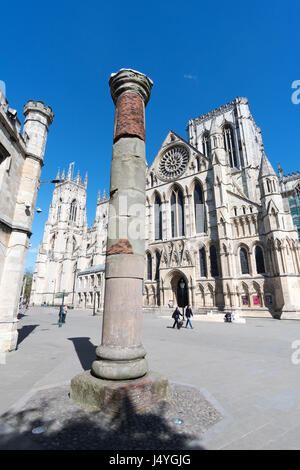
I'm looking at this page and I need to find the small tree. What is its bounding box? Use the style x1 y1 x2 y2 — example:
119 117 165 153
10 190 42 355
23 269 33 302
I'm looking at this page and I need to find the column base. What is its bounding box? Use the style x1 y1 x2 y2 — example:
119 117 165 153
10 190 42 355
70 370 168 414
0 323 18 353
92 357 148 380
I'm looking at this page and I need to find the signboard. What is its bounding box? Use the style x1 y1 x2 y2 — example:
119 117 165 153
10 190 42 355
253 295 261 306
55 294 64 299
168 300 174 308
241 295 249 305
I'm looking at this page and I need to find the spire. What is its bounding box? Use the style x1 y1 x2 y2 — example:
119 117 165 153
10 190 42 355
259 154 277 179
209 117 222 135
84 172 88 188
278 162 283 180
76 169 80 183
97 190 101 204
103 189 106 199
61 168 65 179
67 162 75 180
56 168 60 180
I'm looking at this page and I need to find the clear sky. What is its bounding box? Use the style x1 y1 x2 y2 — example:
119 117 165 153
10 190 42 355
1 0 299 271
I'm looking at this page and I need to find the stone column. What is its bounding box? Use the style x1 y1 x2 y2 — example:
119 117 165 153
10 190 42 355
71 70 168 412
91 69 153 381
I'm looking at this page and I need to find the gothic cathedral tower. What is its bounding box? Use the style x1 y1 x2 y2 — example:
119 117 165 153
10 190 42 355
31 163 88 305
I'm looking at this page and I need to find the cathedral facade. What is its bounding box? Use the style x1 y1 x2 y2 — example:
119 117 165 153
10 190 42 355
30 97 300 319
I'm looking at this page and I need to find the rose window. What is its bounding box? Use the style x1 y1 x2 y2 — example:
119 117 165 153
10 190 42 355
158 146 189 181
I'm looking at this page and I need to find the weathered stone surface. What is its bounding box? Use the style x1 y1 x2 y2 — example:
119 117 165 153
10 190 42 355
114 93 145 143
70 370 168 414
0 94 53 353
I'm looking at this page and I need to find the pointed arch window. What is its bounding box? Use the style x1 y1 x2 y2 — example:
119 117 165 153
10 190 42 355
69 199 77 222
154 194 163 240
223 125 238 168
255 246 265 274
147 253 152 280
202 131 211 157
155 251 161 281
199 247 207 277
57 198 62 221
240 247 250 274
210 245 219 277
194 182 206 233
171 186 185 238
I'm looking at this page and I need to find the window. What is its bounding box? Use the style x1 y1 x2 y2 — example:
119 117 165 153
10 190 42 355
154 194 162 240
155 251 161 280
210 245 219 277
255 246 265 274
147 253 152 280
199 247 207 277
69 199 77 222
223 125 238 168
171 186 185 237
240 248 250 274
57 198 62 221
202 132 211 158
194 182 206 233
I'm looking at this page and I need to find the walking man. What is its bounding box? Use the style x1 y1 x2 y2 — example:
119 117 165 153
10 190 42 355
172 306 183 329
185 305 193 329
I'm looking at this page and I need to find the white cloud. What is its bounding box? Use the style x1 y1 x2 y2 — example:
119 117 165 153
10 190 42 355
184 74 197 80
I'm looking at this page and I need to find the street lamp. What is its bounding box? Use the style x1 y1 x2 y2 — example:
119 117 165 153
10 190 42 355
93 285 97 316
179 279 185 318
39 179 65 185
36 179 65 214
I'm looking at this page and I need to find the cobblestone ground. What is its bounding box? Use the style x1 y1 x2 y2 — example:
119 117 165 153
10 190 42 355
1 383 222 450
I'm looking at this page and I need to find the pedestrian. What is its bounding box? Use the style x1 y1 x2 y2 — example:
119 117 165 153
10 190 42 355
224 311 232 322
62 305 68 323
185 305 194 328
172 306 183 329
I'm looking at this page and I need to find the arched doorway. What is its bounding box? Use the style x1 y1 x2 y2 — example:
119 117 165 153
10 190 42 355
168 271 189 311
177 278 188 309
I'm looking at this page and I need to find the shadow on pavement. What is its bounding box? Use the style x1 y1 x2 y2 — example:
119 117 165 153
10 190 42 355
0 390 204 450
67 337 96 371
17 325 39 348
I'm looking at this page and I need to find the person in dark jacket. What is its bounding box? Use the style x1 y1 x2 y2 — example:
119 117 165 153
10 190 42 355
185 305 193 329
172 306 183 329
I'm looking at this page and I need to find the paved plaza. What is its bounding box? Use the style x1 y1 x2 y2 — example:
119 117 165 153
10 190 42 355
1 307 300 449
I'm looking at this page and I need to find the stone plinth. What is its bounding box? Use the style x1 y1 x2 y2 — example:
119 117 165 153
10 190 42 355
70 370 168 415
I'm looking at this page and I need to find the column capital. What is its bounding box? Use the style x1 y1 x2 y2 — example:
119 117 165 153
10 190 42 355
109 69 153 106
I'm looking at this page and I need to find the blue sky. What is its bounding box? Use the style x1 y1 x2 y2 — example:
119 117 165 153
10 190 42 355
1 0 299 270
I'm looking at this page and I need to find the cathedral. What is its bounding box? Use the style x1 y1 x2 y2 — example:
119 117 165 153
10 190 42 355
30 97 300 319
